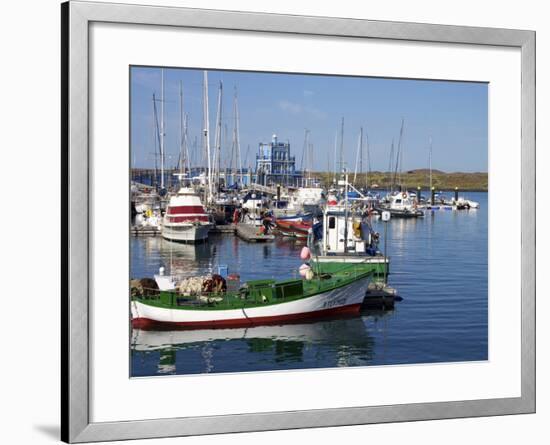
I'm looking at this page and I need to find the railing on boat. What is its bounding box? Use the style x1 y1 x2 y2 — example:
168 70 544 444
133 262 372 307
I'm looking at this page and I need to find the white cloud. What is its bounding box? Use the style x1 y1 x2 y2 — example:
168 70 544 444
277 100 326 120
303 89 314 97
278 100 302 114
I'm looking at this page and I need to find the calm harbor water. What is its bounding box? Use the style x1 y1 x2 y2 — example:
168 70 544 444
130 192 488 376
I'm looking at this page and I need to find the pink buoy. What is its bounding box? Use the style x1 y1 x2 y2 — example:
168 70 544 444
300 246 311 260
299 263 311 277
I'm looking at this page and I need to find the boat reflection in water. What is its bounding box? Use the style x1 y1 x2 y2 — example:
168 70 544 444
131 310 392 376
131 236 215 279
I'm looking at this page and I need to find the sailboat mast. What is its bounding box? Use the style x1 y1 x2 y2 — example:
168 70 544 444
395 118 404 190
359 127 364 187
301 129 309 186
343 170 349 254
214 81 223 194
308 142 313 184
333 129 338 183
160 68 165 190
233 87 242 187
365 130 370 190
339 117 345 174
429 136 433 191
179 81 184 175
203 71 212 202
389 139 395 193
184 114 191 175
353 127 362 184
152 93 159 187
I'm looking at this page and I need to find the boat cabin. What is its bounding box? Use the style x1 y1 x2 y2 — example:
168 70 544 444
388 191 416 211
320 211 376 256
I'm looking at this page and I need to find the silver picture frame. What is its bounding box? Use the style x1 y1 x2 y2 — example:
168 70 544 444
61 1 535 442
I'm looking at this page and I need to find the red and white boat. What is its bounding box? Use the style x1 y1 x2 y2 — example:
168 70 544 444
275 219 312 238
131 262 373 330
161 184 213 243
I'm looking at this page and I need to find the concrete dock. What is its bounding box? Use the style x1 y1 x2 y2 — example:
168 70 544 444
209 224 237 234
236 223 275 242
131 226 161 236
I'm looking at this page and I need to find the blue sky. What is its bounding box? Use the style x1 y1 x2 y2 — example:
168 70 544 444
130 66 487 173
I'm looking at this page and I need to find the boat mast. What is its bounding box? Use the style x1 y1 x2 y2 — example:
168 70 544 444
184 114 191 175
308 141 314 185
214 81 223 194
158 69 166 190
388 139 395 193
353 127 363 184
365 130 370 190
394 118 405 190
301 129 310 187
203 71 212 202
178 81 185 176
339 117 345 175
332 129 338 184
232 86 242 188
360 127 364 188
429 136 433 192
152 93 160 188
244 144 250 177
343 169 349 254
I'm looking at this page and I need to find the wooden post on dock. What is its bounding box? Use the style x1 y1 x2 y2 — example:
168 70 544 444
417 186 421 203
431 186 435 205
454 187 459 202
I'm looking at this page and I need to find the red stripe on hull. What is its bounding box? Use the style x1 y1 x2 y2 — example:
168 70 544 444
132 303 362 330
166 216 209 222
167 206 206 214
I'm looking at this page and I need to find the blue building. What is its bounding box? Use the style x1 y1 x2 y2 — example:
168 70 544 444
255 134 302 186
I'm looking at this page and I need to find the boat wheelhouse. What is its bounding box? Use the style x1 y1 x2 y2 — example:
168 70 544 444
294 187 326 216
240 191 268 226
378 191 424 218
311 208 388 277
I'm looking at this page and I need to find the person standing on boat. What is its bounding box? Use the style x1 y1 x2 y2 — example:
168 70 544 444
261 209 273 235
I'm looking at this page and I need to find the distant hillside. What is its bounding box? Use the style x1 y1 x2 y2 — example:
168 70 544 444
315 170 488 191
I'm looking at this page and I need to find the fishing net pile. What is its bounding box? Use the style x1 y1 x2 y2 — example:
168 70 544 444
177 274 227 296
130 278 159 296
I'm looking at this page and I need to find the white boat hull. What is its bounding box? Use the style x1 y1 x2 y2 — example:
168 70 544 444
315 255 388 265
132 275 369 328
161 223 212 243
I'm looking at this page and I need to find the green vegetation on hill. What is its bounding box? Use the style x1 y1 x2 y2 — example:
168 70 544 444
315 169 488 191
